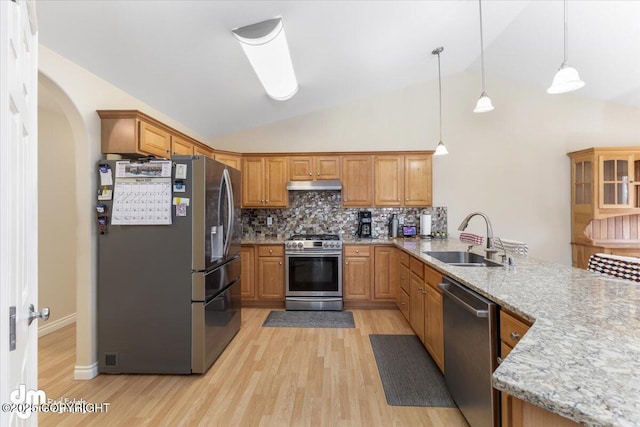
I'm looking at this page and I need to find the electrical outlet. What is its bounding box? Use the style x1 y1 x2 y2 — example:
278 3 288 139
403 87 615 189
267 216 273 226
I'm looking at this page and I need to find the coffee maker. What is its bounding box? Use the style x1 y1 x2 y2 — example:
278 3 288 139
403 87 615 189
357 211 372 238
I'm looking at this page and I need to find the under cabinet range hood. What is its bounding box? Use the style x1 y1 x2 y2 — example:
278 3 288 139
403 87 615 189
286 180 342 191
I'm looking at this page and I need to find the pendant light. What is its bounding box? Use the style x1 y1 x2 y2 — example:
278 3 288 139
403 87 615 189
432 47 448 156
547 0 584 94
473 0 494 113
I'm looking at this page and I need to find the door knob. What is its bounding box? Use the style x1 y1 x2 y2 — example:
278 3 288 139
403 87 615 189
28 304 50 325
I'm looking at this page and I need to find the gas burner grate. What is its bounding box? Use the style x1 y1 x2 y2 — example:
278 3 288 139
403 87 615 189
288 234 340 241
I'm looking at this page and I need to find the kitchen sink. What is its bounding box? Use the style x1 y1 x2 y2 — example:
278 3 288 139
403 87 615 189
424 251 503 267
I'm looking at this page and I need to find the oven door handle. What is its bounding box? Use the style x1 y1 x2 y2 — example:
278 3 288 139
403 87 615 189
285 252 342 257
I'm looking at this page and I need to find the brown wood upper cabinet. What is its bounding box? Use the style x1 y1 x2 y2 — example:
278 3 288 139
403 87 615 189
215 152 242 170
342 155 374 207
194 145 214 159
241 156 288 208
374 154 432 207
569 147 640 219
98 110 225 160
138 120 172 157
289 156 341 181
171 135 194 156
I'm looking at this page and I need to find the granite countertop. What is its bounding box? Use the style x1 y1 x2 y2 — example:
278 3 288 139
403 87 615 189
395 239 640 427
241 238 285 245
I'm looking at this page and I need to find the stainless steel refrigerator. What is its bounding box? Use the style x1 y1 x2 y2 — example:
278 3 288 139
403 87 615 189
97 155 241 374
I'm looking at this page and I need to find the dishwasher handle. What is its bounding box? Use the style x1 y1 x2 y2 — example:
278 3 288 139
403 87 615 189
439 282 489 318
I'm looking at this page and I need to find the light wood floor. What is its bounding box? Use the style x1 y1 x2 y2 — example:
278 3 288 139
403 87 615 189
38 308 467 426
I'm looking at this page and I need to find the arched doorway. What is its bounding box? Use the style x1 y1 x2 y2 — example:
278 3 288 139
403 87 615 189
37 72 98 380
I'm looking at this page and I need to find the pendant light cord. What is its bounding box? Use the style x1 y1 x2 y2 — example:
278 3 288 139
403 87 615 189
479 0 486 92
563 0 568 65
437 52 442 142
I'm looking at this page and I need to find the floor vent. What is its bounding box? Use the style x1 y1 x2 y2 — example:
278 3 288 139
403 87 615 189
104 353 117 366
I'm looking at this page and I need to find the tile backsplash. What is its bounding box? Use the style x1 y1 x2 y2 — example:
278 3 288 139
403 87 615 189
241 191 447 239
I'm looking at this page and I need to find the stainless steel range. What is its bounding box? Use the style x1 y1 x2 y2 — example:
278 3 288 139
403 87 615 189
285 234 343 311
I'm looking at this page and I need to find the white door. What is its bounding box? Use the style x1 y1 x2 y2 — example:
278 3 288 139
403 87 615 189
1 1 43 425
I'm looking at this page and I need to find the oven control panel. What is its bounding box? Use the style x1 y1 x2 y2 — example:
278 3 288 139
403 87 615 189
285 240 343 250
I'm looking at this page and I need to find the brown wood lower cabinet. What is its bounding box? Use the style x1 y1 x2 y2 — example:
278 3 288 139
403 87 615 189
502 395 580 427
395 252 445 372
343 245 372 300
240 245 256 300
498 310 580 427
409 272 425 342
241 244 284 306
373 246 397 300
423 277 444 372
257 245 284 300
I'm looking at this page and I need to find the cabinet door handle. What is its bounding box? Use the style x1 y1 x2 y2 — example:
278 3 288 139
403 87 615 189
309 172 312 176
510 332 521 340
355 249 359 253
269 249 273 254
279 262 282 265
497 357 504 364
265 200 269 203
345 262 349 265
317 172 320 176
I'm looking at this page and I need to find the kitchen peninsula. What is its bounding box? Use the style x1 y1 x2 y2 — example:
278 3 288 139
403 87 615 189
396 238 640 427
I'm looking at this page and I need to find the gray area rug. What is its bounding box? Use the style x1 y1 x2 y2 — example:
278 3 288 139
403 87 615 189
262 310 355 328
369 334 456 407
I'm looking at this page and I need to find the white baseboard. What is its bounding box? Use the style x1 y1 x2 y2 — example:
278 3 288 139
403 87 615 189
38 312 76 337
74 362 99 380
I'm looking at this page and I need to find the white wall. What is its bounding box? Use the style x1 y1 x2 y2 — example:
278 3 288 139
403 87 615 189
37 106 77 334
211 72 640 265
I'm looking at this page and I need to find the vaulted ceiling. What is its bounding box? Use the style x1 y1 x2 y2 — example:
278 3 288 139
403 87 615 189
36 1 640 139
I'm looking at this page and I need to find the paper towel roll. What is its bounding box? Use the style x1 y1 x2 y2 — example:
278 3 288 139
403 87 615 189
420 214 432 236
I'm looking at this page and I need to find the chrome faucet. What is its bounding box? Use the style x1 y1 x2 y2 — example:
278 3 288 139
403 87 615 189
458 212 498 260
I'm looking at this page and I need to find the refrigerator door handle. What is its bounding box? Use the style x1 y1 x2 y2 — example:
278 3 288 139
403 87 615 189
222 168 233 258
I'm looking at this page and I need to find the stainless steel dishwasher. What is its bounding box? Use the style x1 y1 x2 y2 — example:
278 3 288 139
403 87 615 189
439 276 498 427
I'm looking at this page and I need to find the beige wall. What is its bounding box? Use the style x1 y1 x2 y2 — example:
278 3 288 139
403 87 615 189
211 72 640 265
37 107 77 334
38 45 208 379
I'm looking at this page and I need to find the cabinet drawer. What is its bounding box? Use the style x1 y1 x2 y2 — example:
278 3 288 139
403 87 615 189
410 257 424 279
257 245 284 257
397 288 410 321
500 310 531 348
344 245 370 257
424 264 442 290
399 251 409 267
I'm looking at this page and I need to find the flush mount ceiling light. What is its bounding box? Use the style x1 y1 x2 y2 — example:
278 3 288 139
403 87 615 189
232 17 298 101
432 47 448 156
547 0 585 94
473 0 494 113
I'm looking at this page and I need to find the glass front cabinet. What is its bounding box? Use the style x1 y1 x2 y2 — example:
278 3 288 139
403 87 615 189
569 148 640 217
568 147 640 269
